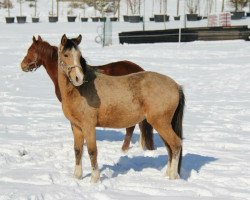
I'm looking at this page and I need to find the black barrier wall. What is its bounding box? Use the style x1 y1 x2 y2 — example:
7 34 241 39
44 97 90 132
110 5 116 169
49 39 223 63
119 26 250 44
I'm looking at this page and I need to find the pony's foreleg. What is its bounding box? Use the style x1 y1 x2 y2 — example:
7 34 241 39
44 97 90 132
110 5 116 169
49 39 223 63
84 127 100 183
121 126 135 152
71 124 84 179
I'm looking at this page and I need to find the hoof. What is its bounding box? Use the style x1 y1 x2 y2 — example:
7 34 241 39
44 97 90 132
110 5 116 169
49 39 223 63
91 170 100 183
74 165 82 179
169 173 180 180
74 174 82 179
165 163 171 177
121 147 129 153
165 168 170 177
121 144 129 153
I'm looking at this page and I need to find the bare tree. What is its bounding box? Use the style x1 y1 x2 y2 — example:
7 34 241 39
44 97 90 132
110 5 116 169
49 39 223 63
17 0 24 16
4 0 13 17
126 0 129 15
78 0 119 17
112 0 121 16
177 0 180 16
187 0 199 14
94 0 97 16
221 0 225 12
56 0 59 16
204 0 214 15
152 0 154 15
208 0 214 13
229 0 248 11
127 0 141 15
164 0 168 14
34 0 37 17
118 0 120 19
2 0 13 9
160 0 162 13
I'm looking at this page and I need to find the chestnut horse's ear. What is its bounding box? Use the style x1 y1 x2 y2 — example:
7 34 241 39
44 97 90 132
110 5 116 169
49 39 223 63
38 35 43 41
75 34 82 45
61 34 67 46
33 36 37 43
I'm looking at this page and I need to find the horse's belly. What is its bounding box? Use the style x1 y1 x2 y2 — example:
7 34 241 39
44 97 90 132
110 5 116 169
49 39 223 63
97 106 144 128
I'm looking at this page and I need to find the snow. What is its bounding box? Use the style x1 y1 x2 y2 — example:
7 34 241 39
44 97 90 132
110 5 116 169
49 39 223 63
1 0 250 200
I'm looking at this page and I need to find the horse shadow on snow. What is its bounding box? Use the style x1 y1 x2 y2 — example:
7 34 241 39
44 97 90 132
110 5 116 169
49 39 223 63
95 129 165 147
100 154 217 181
95 129 217 181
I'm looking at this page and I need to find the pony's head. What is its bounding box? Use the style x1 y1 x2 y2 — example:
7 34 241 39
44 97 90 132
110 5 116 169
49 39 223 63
58 34 84 87
21 36 43 72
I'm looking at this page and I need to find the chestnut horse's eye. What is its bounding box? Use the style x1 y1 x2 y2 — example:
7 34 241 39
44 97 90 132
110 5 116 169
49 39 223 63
64 54 68 57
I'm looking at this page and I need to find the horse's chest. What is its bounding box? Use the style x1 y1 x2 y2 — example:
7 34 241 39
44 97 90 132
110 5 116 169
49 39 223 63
62 99 83 124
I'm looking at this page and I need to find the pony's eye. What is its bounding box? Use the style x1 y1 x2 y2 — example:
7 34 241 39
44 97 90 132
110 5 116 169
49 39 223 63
64 54 68 57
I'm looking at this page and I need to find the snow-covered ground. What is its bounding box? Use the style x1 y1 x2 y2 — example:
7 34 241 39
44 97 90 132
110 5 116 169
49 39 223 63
0 18 250 200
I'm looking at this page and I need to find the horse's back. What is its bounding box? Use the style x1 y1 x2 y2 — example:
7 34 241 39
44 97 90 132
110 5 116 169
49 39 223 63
96 71 179 107
97 60 144 76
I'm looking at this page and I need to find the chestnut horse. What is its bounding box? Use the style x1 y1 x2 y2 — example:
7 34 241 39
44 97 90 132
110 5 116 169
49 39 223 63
20 36 154 152
58 34 185 182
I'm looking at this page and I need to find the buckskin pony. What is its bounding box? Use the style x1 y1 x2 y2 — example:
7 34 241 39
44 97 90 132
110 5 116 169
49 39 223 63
57 34 185 182
20 36 154 153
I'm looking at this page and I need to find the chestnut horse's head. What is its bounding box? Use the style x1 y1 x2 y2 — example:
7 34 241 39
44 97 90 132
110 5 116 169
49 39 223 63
21 36 43 72
58 34 84 87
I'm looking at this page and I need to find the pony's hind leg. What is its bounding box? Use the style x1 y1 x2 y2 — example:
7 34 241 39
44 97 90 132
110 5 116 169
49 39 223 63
71 124 84 179
122 126 135 152
150 119 182 179
159 136 172 176
84 127 100 183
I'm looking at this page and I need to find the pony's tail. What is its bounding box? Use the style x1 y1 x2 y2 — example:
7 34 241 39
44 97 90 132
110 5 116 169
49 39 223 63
139 119 154 150
171 86 185 174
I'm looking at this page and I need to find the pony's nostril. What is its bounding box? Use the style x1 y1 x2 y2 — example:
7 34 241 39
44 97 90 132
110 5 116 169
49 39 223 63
75 75 79 82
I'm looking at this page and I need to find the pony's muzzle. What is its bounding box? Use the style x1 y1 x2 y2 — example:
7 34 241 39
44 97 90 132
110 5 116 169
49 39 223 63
68 66 84 86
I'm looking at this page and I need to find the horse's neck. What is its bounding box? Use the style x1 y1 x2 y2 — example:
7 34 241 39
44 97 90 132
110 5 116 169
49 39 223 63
39 44 61 101
58 69 76 101
43 59 58 83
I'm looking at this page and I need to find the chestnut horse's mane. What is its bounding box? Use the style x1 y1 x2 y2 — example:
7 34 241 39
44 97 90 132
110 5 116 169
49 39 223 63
37 40 58 62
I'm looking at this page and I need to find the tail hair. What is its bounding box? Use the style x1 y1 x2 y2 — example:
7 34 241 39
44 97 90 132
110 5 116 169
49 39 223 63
139 119 154 150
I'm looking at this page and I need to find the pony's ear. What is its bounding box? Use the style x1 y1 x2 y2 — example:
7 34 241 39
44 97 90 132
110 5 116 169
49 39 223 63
33 36 37 43
61 34 67 46
38 35 43 41
75 34 82 45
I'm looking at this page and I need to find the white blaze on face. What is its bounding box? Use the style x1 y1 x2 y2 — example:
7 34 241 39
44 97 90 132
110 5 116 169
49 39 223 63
75 67 84 85
72 48 80 66
71 48 84 86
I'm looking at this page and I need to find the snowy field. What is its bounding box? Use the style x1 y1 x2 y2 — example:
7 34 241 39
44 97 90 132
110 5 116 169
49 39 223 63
0 21 250 200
